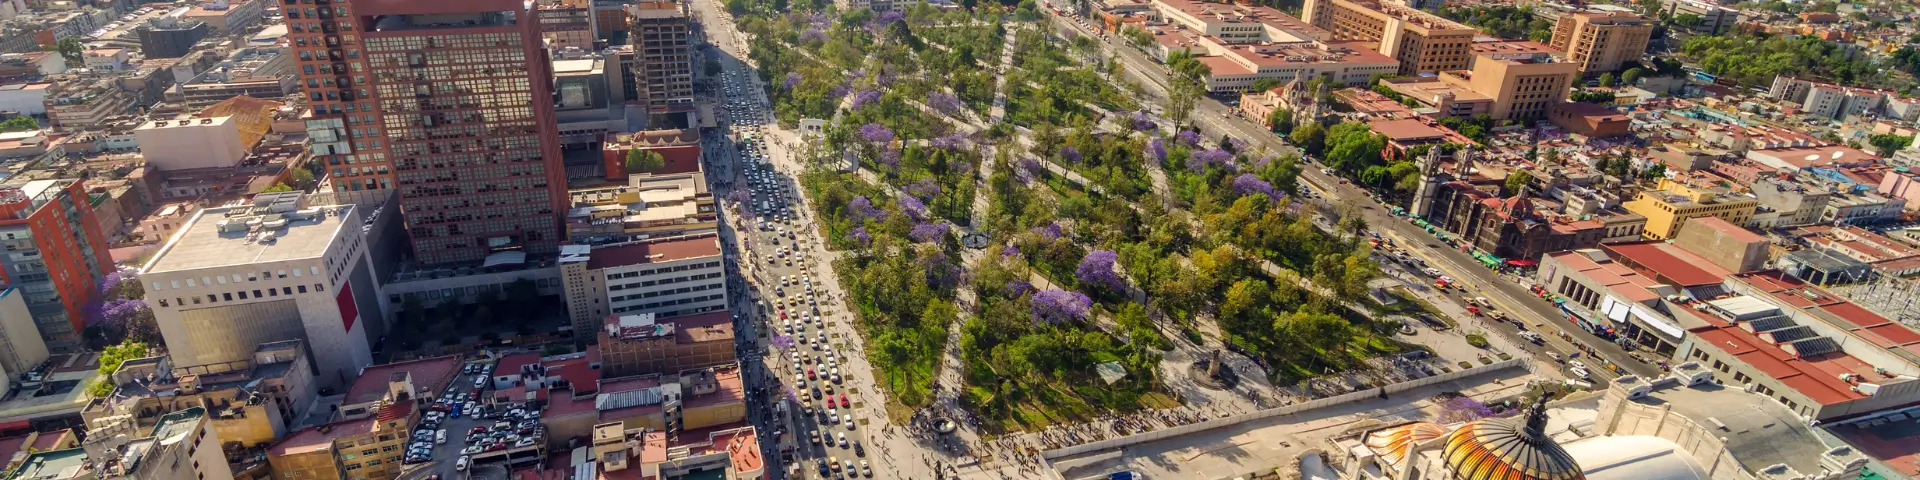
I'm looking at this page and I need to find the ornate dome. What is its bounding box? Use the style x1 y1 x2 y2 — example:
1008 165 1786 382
1440 395 1584 480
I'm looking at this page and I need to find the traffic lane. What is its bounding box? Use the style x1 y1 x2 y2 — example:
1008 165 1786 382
1305 169 1659 379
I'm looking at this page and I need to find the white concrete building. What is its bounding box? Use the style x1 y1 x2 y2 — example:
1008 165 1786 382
132 116 247 171
560 234 729 336
0 82 50 116
140 192 383 390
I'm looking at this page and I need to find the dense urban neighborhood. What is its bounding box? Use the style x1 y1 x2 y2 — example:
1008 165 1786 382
0 0 1907 478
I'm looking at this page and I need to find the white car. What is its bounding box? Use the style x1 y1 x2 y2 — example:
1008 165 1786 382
456 456 471 471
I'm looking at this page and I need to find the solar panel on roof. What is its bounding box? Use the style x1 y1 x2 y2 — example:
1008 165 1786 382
1787 337 1840 357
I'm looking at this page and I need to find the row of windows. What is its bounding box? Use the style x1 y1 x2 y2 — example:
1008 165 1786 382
610 261 725 279
156 284 326 308
609 271 724 291
611 293 725 314
611 281 723 302
155 268 321 291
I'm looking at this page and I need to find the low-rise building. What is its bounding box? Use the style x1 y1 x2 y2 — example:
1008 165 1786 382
133 116 248 171
83 341 314 455
1621 180 1759 240
559 234 729 338
337 355 461 419
73 406 234 480
590 422 764 480
265 401 414 480
181 0 266 36
0 287 46 395
43 75 138 129
599 311 736 378
1546 102 1630 138
564 170 716 245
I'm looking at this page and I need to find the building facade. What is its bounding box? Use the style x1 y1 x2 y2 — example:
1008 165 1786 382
292 0 568 265
1620 181 1759 240
560 235 729 338
1547 11 1652 76
140 193 381 389
1301 0 1476 75
599 311 736 378
0 180 110 351
628 0 696 128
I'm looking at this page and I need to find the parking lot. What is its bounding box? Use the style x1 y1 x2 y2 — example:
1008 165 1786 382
404 362 548 479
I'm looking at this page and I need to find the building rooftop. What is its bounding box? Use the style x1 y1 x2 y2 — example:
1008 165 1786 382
1732 272 1920 360
0 447 86 480
1601 241 1733 287
585 234 722 270
267 416 377 456
140 194 357 274
342 355 462 406
1624 379 1841 476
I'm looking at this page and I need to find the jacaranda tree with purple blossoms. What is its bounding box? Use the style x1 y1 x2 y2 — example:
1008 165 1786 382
1075 249 1125 293
1030 289 1091 325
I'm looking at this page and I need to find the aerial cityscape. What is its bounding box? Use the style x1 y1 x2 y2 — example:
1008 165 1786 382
0 0 1907 478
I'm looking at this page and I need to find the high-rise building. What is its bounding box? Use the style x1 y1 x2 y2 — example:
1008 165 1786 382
139 192 381 390
135 17 212 59
1300 0 1477 75
1548 11 1652 76
291 0 568 265
538 0 598 51
627 0 696 128
0 180 111 351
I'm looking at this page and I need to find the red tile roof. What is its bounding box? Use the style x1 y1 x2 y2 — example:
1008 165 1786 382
586 235 722 270
1602 242 1730 286
28 431 66 452
495 353 542 378
1690 321 1866 406
0 435 28 470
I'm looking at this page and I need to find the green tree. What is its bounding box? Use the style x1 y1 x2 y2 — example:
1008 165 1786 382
725 0 748 15
1869 134 1914 156
1122 26 1153 48
1290 121 1326 156
1249 77 1284 92
1504 169 1532 196
0 116 36 132
1598 72 1615 88
55 38 81 62
287 167 317 190
1268 108 1296 134
704 58 724 77
261 183 294 193
1621 67 1645 86
1641 163 1667 180
625 149 667 174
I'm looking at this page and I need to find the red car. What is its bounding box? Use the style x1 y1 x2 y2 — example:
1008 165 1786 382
806 367 816 380
838 394 850 408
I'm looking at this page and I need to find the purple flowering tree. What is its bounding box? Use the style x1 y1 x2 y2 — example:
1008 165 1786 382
877 146 902 173
851 89 883 109
898 195 928 221
1060 146 1083 164
1232 174 1278 200
771 335 798 350
929 133 967 150
848 195 885 222
1439 396 1495 424
909 222 949 243
1186 148 1234 173
1147 138 1167 163
849 226 873 247
783 73 803 90
1001 245 1022 259
927 92 963 114
800 27 828 42
859 123 894 144
828 83 852 100
1131 111 1157 131
877 10 905 25
1228 137 1249 152
1015 157 1044 184
1175 130 1201 146
923 251 963 288
1031 289 1092 325
906 178 941 200
1003 280 1034 298
1033 222 1064 240
1075 250 1125 292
